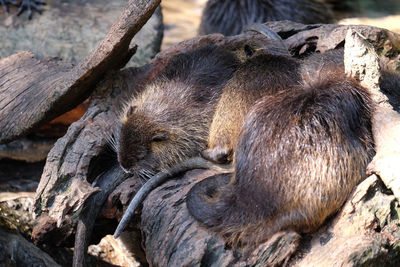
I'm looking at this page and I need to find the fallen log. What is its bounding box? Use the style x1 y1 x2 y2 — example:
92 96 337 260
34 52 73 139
118 24 400 265
25 21 400 266
0 0 161 144
0 228 61 266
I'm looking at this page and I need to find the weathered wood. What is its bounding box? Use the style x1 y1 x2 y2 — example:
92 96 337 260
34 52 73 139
294 175 400 266
32 22 400 266
0 0 161 144
113 157 231 239
344 30 400 204
0 137 56 162
264 21 400 69
141 169 301 266
73 166 128 267
0 228 61 266
88 234 144 266
139 170 400 266
0 52 72 144
33 67 146 241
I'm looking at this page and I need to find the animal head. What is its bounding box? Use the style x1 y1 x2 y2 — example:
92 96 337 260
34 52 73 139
117 105 173 176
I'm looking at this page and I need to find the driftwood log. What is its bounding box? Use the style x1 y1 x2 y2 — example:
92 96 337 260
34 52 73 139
114 23 400 265
0 0 161 144
1 1 400 264
0 228 60 266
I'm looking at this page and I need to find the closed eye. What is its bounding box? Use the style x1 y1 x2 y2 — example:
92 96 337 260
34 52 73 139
152 136 166 142
152 131 169 142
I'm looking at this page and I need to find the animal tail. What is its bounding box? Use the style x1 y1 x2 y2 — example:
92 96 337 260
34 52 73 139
186 173 234 228
187 173 280 248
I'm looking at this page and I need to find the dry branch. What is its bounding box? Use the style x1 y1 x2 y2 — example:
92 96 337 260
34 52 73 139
73 166 128 267
0 0 161 144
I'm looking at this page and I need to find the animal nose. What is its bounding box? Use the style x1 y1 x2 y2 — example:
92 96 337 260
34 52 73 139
119 160 131 174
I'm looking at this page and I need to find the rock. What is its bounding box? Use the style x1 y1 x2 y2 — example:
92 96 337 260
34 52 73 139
129 6 163 67
0 192 35 236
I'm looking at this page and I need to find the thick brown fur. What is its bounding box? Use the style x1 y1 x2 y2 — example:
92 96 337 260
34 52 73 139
116 46 240 177
203 53 301 163
199 0 334 36
187 56 375 249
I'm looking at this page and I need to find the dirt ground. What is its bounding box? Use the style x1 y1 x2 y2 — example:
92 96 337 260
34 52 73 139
160 0 207 49
160 0 400 50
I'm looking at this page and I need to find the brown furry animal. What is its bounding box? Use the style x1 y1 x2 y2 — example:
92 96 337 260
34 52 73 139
203 53 300 163
199 0 334 36
187 59 375 248
116 45 240 178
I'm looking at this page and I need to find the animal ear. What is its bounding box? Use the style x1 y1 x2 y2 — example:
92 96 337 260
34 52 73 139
244 44 255 57
126 106 136 116
152 131 169 142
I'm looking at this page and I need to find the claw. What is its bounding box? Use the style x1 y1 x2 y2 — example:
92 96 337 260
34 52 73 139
17 0 45 19
202 146 232 164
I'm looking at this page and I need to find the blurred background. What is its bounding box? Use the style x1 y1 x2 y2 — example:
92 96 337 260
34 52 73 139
161 0 400 50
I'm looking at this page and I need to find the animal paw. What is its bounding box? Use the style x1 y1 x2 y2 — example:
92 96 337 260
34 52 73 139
201 146 232 164
17 0 45 19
